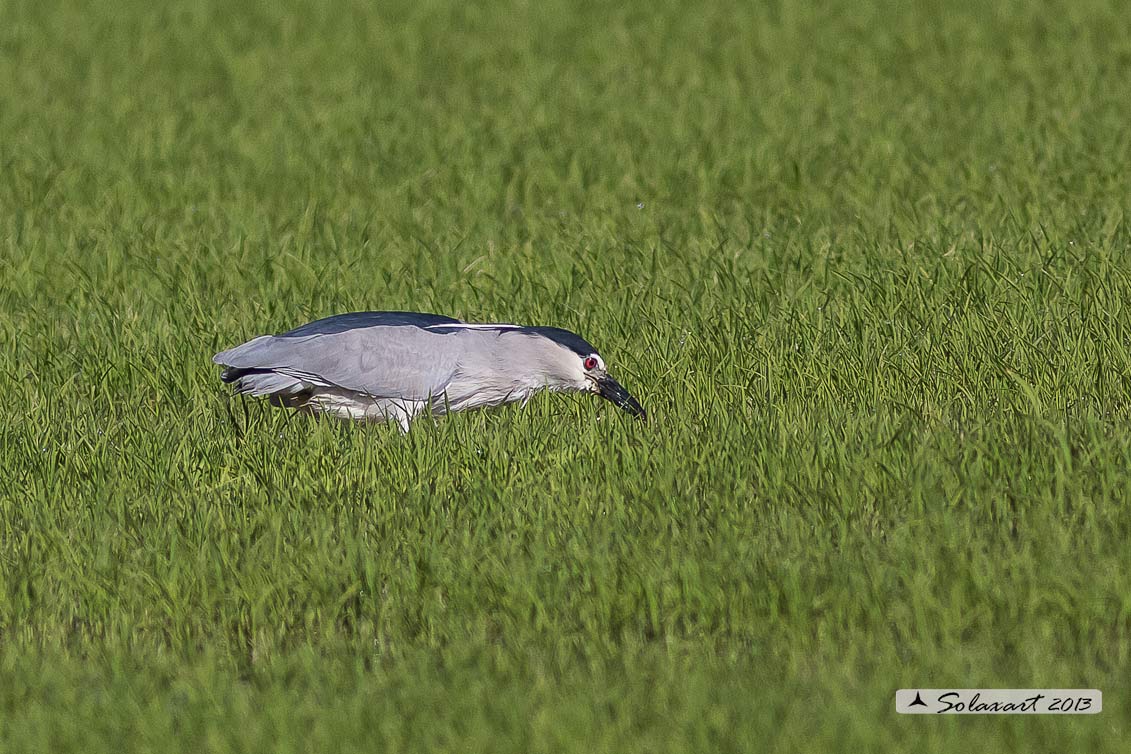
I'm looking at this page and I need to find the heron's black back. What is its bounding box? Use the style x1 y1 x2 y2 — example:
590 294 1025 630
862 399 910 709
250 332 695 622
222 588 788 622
279 311 462 338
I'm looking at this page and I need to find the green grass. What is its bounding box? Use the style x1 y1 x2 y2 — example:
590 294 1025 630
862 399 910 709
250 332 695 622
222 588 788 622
2 0 1131 749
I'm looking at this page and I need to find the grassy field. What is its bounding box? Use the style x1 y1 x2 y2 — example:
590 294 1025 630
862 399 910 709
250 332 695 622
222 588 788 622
3 0 1131 749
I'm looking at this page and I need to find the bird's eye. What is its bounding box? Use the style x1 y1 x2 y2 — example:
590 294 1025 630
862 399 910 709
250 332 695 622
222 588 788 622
583 356 598 371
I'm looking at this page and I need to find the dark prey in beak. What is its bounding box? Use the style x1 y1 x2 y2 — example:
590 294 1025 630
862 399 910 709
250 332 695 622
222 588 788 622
596 375 647 420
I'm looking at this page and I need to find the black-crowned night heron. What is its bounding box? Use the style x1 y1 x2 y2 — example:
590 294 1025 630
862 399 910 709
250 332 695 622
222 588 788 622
213 311 646 431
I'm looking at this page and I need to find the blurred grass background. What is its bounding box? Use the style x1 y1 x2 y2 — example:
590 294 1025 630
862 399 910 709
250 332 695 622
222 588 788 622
2 0 1131 750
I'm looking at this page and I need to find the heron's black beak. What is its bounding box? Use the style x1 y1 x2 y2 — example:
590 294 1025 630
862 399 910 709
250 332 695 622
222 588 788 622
596 375 646 420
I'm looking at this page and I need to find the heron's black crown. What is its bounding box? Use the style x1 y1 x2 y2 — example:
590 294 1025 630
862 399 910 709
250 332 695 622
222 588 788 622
520 327 598 357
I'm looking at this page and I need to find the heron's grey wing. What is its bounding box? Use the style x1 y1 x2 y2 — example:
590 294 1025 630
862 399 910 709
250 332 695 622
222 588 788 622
213 326 460 400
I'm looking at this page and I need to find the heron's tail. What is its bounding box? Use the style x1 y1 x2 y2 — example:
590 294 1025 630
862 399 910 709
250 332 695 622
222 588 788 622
218 366 311 403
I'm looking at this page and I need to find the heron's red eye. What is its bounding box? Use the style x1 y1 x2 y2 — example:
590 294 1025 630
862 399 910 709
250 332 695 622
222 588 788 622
584 356 598 371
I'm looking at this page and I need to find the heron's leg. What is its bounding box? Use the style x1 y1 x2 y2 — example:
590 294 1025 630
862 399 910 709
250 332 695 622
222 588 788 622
394 412 412 433
240 393 250 434
371 398 422 433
